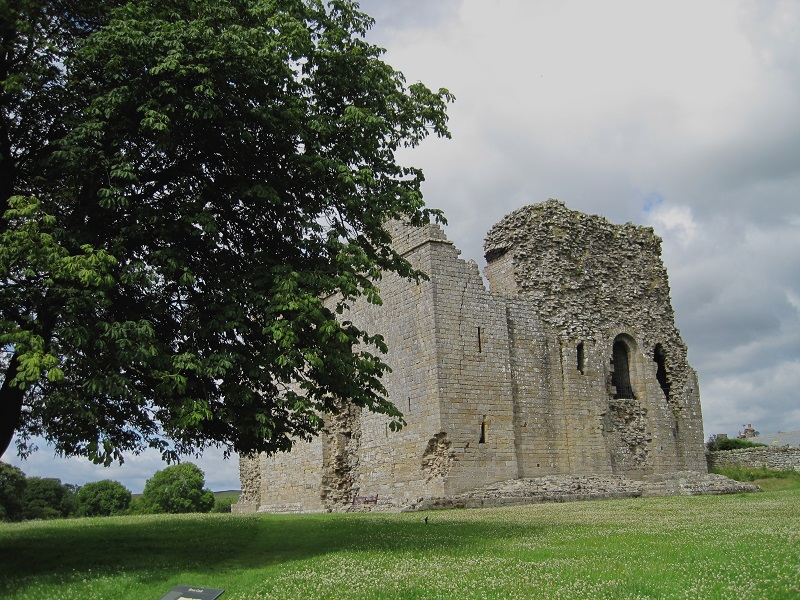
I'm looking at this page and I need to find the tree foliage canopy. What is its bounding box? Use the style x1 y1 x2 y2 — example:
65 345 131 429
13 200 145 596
706 436 767 452
76 478 132 516
19 476 78 520
0 461 27 521
0 0 452 464
136 462 214 514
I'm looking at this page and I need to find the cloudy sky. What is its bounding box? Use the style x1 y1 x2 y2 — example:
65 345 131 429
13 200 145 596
359 0 800 438
6 0 799 492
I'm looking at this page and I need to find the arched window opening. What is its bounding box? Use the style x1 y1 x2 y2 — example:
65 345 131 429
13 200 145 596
653 344 671 401
479 417 487 444
577 341 585 374
611 340 635 399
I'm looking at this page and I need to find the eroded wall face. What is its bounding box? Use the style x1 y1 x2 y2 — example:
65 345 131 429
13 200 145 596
346 221 519 504
504 300 574 476
232 453 262 513
421 232 519 496
323 222 449 509
321 402 363 507
485 199 706 475
253 437 325 513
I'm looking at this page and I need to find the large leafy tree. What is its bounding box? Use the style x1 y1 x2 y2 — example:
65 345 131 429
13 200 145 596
20 476 78 520
0 0 452 465
136 462 214 514
0 461 27 521
76 479 132 516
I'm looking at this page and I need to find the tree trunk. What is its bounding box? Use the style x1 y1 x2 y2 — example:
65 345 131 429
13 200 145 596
0 352 25 458
0 115 16 223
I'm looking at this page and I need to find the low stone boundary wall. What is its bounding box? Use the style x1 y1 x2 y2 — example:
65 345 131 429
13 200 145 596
708 447 800 472
406 472 758 511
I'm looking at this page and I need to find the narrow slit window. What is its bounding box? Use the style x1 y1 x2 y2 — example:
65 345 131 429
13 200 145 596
577 341 585 374
477 327 482 353
479 417 487 443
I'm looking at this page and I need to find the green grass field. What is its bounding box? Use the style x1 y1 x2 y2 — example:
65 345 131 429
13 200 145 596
1 485 798 599
213 490 242 503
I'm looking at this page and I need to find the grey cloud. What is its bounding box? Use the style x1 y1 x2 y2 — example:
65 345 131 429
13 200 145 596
668 227 800 362
702 359 800 437
739 0 800 78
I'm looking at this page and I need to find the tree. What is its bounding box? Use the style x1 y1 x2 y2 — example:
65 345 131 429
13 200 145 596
20 476 77 520
0 461 27 521
76 479 132 516
706 436 767 452
137 462 215 514
211 495 236 513
1 0 452 465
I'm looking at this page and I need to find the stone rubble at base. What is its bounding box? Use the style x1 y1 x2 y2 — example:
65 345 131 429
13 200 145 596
409 472 760 512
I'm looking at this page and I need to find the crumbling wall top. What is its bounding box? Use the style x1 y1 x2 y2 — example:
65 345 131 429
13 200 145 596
484 199 662 265
484 199 673 342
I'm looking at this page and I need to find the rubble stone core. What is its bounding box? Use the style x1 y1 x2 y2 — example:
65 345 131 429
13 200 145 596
235 200 711 514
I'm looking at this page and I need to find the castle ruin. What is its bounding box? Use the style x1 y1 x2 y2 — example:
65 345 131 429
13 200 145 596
236 199 710 513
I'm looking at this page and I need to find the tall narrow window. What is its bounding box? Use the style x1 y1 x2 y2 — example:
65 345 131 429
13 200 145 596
479 417 487 443
577 341 585 374
612 340 635 399
653 344 671 400
477 327 482 353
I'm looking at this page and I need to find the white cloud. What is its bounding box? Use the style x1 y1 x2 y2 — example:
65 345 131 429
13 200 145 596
383 0 759 149
787 291 800 313
739 0 800 76
646 201 698 247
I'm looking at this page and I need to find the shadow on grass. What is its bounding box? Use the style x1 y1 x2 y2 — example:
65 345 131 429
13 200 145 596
0 511 542 595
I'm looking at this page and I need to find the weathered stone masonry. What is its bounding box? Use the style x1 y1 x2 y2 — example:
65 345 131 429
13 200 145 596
236 199 708 513
708 447 800 472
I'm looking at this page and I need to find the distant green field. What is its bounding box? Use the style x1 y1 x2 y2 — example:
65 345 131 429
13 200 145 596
1 488 797 599
213 490 241 502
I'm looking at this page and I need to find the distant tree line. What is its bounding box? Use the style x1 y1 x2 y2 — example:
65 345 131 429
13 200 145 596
0 462 232 521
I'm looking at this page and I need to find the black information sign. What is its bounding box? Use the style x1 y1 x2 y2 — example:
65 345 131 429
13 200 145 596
159 584 225 600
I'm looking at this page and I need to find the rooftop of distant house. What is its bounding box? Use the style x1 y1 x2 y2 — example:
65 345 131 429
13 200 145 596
750 430 800 448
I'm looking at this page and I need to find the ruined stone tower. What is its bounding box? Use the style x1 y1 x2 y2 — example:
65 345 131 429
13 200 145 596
236 199 707 513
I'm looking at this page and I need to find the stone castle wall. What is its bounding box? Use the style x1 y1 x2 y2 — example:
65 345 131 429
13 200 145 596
485 200 705 475
237 200 707 513
708 447 800 472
